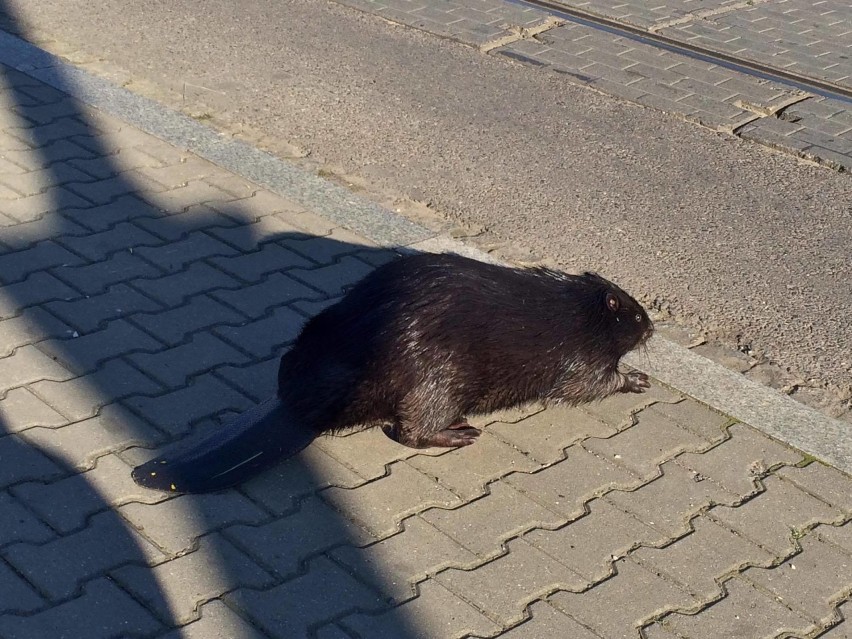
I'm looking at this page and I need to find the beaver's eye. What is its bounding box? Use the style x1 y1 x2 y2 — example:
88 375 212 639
634 313 642 322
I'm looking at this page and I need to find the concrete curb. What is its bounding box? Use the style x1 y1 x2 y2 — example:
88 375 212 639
2 30 847 473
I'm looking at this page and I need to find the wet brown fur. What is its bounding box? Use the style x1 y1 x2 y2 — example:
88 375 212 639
277 252 654 448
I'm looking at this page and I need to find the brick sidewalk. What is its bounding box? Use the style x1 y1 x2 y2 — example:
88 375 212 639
1 62 851 638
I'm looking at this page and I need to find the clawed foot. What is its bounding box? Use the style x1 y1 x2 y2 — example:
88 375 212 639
384 420 481 448
622 370 650 393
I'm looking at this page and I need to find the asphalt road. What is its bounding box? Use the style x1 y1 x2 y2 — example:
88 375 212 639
4 0 851 403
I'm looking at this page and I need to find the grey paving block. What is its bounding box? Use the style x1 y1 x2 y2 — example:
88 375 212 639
130 262 243 307
16 403 162 471
51 250 164 295
0 344 76 395
209 242 314 283
0 577 163 638
0 490 54 547
130 293 247 346
524 498 664 583
0 306 75 358
210 356 279 401
29 358 166 422
778 462 852 512
634 515 774 600
340 578 500 639
407 431 539 499
2 509 166 600
436 538 586 626
45 282 164 334
494 601 600 638
288 255 375 296
12 453 165 534
0 271 79 320
676 423 803 496
650 399 731 443
119 491 268 555
226 494 372 578
64 193 163 232
711 475 844 556
55 220 163 261
211 272 322 318
134 203 240 241
205 213 314 252
506 445 640 519
149 179 238 212
36 319 165 375
2 186 92 223
331 515 477 601
133 231 238 272
651 576 812 639
584 408 711 479
0 138 96 172
0 212 88 252
0 386 68 433
113 533 274 623
0 557 44 614
548 558 698 637
226 556 385 637
322 461 461 537
606 460 739 537
129 332 250 387
159 599 268 639
125 377 253 437
744 533 852 623
0 162 95 197
422 481 565 558
213 304 305 358
239 442 364 515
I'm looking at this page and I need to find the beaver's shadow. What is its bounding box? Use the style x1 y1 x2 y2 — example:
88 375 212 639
0 4 423 636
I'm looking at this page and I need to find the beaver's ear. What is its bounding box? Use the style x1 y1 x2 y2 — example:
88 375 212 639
606 292 620 312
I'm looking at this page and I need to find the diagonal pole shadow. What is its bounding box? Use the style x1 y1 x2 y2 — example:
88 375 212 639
0 2 425 636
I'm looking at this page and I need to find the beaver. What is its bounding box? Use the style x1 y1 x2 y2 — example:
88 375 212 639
132 252 654 493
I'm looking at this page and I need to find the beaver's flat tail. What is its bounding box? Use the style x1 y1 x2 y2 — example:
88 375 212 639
131 396 315 493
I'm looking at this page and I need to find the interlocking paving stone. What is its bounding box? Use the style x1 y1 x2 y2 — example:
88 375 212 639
648 575 812 638
0 386 68 433
422 480 566 557
119 491 269 555
0 271 79 320
210 271 323 318
605 459 740 537
676 423 804 495
634 515 774 600
239 444 364 515
490 600 600 638
486 404 616 465
0 432 65 489
16 403 161 471
12 453 165 534
743 532 852 624
113 533 274 624
816 520 852 555
0 240 85 284
225 494 373 577
159 600 269 639
45 282 163 334
331 516 477 601
226 556 385 638
524 498 664 583
322 461 462 537
0 305 74 358
340 579 501 639
2 510 166 600
436 538 587 626
129 332 250 387
548 558 699 637
0 557 44 614
778 462 852 513
0 490 54 548
710 475 844 556
212 303 305 358
407 431 540 498
584 408 711 478
506 445 640 519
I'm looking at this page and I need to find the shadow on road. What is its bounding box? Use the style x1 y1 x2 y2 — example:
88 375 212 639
0 3 423 636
